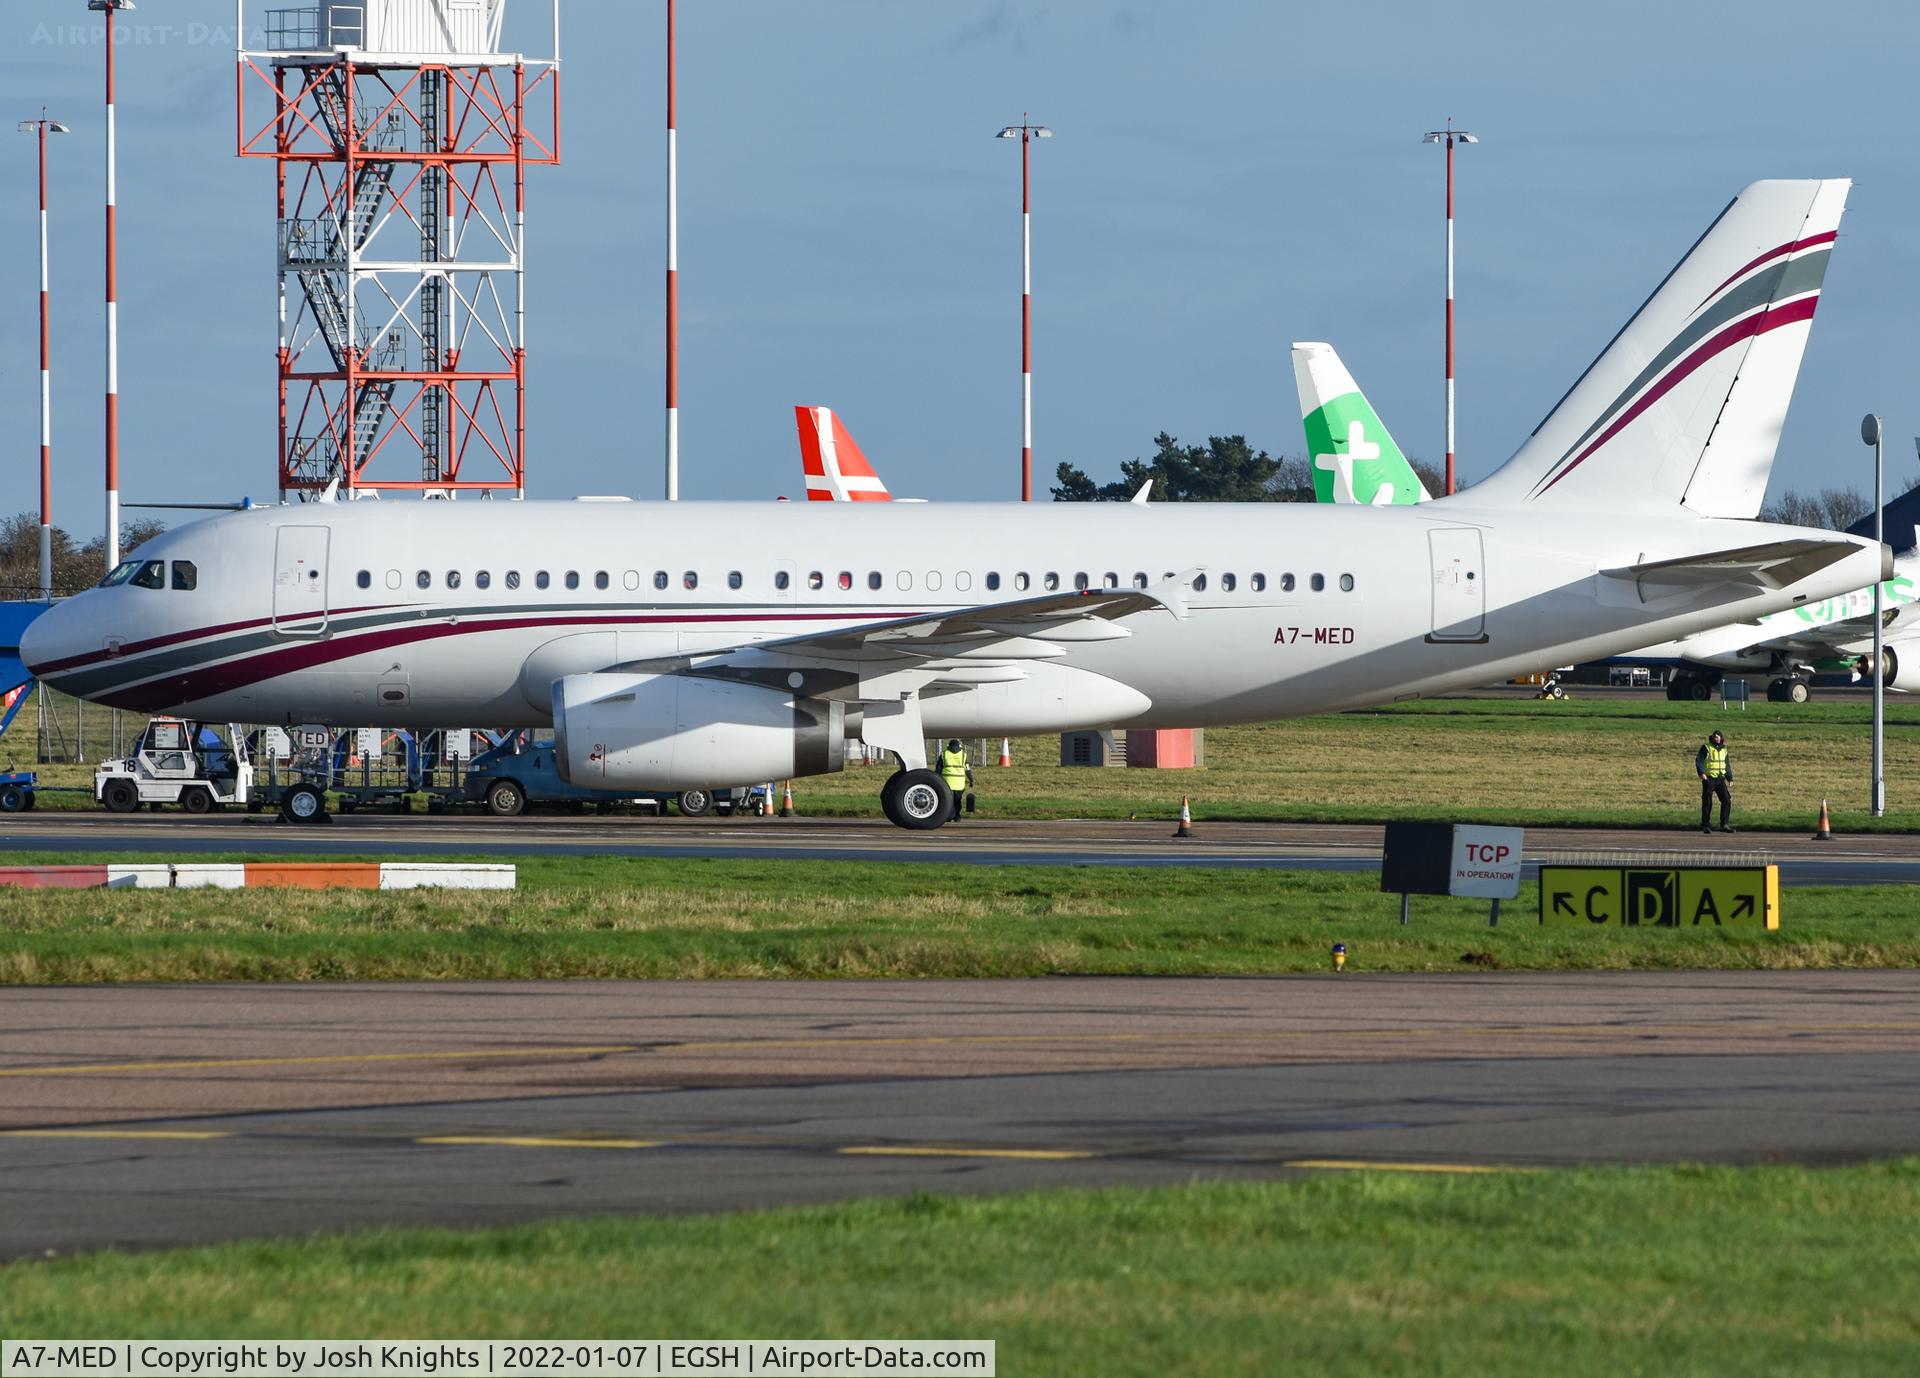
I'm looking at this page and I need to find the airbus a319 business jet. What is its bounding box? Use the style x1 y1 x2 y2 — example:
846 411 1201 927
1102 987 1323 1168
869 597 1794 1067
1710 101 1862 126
22 180 1889 828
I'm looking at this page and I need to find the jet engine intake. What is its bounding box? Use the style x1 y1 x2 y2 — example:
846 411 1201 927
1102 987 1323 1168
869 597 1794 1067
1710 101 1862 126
552 672 846 788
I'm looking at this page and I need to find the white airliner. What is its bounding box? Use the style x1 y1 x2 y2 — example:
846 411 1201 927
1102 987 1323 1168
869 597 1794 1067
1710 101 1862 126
21 180 1890 828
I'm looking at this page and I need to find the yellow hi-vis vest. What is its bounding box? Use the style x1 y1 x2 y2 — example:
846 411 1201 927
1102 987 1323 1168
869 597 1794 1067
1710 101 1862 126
938 747 969 789
1704 744 1729 778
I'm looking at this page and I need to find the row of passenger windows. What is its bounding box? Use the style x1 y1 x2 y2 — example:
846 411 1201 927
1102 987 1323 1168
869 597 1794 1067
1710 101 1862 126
357 567 1358 595
101 559 196 591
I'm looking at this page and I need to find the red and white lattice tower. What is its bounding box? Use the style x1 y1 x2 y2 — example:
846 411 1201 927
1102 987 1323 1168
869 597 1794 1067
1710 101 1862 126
237 1 559 499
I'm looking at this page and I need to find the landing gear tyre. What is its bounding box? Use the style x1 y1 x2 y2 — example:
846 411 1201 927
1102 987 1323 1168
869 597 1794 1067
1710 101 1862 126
879 770 907 826
102 779 139 814
890 768 952 831
1787 679 1811 704
0 785 26 813
486 779 527 818
281 784 327 824
180 786 214 815
676 788 714 818
1689 679 1712 702
1766 678 1789 703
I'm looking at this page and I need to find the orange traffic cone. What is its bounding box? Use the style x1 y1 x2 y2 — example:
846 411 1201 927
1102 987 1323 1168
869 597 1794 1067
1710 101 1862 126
1173 796 1193 838
998 737 1012 768
1811 798 1833 841
780 781 795 817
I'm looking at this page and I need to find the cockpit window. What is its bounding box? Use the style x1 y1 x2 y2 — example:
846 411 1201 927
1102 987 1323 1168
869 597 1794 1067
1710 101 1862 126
171 561 197 591
129 561 165 590
100 560 141 588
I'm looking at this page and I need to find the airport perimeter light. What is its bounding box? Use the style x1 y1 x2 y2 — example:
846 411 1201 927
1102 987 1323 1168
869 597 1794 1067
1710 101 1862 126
1423 121 1477 497
89 0 134 572
1862 413 1886 817
997 119 1051 501
18 114 69 601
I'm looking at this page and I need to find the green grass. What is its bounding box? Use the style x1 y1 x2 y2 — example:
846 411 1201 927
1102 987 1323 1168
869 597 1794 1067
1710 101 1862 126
5 1166 1920 1374
2 856 1915 983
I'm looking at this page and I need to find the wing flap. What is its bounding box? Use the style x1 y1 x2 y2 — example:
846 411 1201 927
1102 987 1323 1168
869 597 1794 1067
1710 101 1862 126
1603 538 1864 592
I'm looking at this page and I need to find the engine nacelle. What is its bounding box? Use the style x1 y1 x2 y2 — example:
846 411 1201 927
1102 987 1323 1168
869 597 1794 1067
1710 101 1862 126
552 672 846 789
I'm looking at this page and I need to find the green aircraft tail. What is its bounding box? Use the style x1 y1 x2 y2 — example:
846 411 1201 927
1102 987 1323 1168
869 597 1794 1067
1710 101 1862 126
1291 342 1430 505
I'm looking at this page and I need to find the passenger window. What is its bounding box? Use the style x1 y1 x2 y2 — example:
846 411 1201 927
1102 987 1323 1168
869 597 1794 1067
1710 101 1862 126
655 571 669 590
728 571 743 590
775 570 791 591
1192 573 1207 592
1281 574 1296 592
476 571 491 590
354 569 370 591
1103 572 1118 588
416 570 432 590
808 571 824 590
131 561 165 590
623 570 639 591
1073 573 1089 591
447 570 462 589
1014 573 1030 591
897 571 912 591
986 572 1001 591
926 571 942 591
1222 573 1236 592
1133 573 1148 589
506 571 521 590
1042 572 1060 591
867 571 882 591
536 571 551 590
838 571 853 590
171 561 198 590
955 571 971 592
1340 573 1355 592
684 571 699 590
1251 573 1267 592
594 571 610 590
385 569 401 590
565 571 580 590
1311 573 1326 592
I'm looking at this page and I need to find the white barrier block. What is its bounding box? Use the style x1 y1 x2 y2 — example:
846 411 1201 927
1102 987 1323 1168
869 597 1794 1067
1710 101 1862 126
106 865 175 889
172 864 249 890
378 864 517 891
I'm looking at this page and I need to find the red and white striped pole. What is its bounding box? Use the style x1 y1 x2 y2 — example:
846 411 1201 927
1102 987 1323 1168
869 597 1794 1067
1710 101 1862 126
998 119 1050 501
97 0 132 571
21 114 69 599
664 0 678 500
1424 121 1475 497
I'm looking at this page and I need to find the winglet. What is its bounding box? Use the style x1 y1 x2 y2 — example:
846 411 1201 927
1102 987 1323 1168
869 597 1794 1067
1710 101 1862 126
1131 479 1153 504
795 406 892 502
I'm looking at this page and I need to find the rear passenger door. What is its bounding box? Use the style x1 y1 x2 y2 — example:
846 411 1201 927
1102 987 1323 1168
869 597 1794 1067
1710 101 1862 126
272 526 331 637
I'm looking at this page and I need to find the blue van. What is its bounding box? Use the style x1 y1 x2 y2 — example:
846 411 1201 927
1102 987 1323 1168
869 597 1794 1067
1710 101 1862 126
462 731 745 817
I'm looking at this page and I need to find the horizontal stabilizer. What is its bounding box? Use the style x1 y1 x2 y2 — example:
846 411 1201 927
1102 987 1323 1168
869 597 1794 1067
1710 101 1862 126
1603 538 1869 592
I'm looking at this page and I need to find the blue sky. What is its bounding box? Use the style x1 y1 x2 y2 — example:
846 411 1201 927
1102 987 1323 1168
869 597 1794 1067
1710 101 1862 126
3 1 1917 535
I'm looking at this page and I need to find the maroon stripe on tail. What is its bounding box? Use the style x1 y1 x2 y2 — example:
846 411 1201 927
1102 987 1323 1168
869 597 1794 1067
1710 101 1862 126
1537 295 1819 499
1700 231 1836 307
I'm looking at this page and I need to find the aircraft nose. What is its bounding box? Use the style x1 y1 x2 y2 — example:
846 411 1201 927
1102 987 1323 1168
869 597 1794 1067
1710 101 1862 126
17 602 73 680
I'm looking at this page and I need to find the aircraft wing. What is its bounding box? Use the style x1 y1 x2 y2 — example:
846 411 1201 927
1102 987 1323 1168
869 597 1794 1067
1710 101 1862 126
1603 538 1865 592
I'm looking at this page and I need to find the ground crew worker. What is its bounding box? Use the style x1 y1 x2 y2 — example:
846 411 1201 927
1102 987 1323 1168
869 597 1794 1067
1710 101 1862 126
938 738 971 821
1696 729 1733 833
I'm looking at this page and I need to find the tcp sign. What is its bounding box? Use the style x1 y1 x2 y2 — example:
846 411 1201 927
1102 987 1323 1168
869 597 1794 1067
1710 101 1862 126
1448 826 1524 899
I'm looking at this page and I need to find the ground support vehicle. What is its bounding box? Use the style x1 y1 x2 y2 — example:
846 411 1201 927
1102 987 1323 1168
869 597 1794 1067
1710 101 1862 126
250 727 497 823
462 731 745 818
94 719 251 813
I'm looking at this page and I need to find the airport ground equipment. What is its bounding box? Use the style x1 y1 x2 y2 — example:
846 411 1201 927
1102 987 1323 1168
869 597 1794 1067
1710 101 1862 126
0 603 45 810
463 730 745 818
94 719 252 813
236 0 560 498
252 725 493 822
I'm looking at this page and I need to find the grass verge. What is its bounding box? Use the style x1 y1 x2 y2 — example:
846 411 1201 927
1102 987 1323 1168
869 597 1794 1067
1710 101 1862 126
4 1166 1920 1375
2 856 1916 982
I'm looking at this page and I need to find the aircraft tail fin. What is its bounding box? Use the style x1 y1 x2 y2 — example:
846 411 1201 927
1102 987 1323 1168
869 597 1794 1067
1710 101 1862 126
1471 179 1849 516
795 406 891 502
1291 342 1430 505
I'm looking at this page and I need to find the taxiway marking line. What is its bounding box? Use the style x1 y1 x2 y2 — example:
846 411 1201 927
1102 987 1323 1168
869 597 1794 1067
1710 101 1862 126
419 1135 663 1150
5 1019 1919 1081
1284 1158 1526 1175
0 1129 231 1141
838 1146 1094 1161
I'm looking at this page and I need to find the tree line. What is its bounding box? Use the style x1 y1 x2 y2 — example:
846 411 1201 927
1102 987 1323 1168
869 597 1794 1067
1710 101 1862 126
0 512 168 599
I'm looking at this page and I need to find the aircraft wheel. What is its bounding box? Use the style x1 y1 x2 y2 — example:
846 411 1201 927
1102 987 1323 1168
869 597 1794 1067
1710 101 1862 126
1688 679 1713 702
0 785 26 813
102 779 140 814
891 768 952 831
281 784 327 824
1884 648 1900 687
1788 679 1811 704
180 786 214 815
486 779 527 818
675 788 714 818
1666 675 1690 701
879 770 907 826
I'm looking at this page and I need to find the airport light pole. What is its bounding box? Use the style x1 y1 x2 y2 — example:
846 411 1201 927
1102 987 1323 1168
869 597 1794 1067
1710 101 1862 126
997 118 1049 502
91 0 133 572
664 0 678 500
1862 413 1886 817
19 113 69 601
1422 121 1476 497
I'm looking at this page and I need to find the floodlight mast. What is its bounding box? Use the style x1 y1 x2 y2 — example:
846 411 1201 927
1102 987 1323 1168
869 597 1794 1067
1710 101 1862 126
90 0 133 571
19 113 70 599
997 119 1050 501
666 0 678 500
1423 119 1477 497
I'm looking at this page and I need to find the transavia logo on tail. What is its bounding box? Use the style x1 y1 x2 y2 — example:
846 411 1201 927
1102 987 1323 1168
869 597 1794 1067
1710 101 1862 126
1303 394 1423 506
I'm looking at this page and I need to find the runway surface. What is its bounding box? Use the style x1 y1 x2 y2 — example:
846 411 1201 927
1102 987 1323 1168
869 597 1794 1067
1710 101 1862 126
5 812 1919 884
5 972 1920 1256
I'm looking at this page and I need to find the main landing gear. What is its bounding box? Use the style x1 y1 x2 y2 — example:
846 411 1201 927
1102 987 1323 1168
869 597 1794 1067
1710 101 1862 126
1765 677 1812 704
879 767 952 831
1665 669 1719 702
